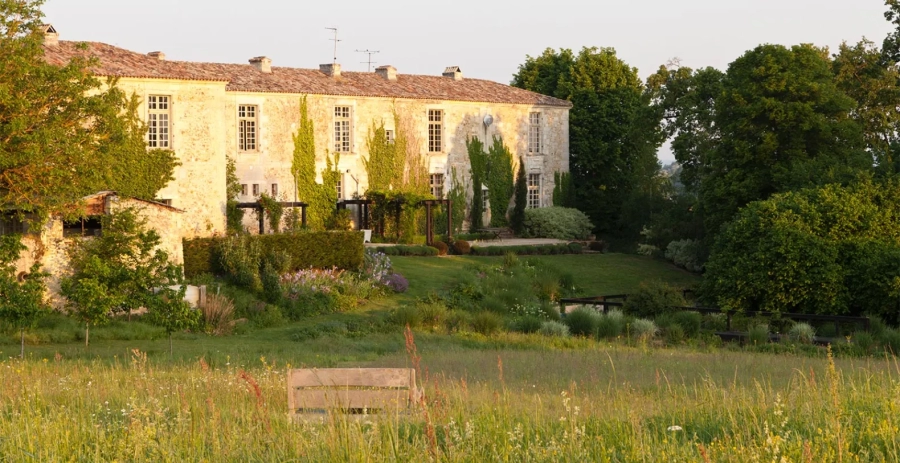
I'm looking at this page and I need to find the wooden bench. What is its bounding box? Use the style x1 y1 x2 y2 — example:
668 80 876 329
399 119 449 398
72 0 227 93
287 368 419 419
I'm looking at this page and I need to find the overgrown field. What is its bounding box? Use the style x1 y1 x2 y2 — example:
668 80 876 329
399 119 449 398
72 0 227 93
2 340 899 461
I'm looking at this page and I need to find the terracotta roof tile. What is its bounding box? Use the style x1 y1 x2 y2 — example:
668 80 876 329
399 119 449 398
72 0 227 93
44 41 572 108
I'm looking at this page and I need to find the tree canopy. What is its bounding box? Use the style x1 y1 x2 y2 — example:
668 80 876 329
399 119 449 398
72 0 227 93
512 47 664 237
0 0 177 220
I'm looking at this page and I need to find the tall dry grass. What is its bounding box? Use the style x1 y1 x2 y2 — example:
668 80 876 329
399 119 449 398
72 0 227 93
1 343 899 461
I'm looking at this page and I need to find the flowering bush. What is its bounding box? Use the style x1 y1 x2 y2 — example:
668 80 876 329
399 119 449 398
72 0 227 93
363 250 392 282
383 273 409 293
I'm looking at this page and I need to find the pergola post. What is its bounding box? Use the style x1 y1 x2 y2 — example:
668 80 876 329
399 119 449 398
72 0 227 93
424 202 433 246
257 206 265 234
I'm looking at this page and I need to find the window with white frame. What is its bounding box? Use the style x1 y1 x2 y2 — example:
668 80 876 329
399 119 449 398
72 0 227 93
336 176 343 200
527 174 541 208
427 109 443 152
238 105 258 151
528 112 541 154
430 173 444 199
252 184 260 196
241 184 248 196
271 183 278 197
482 187 490 212
385 129 395 144
334 106 352 153
147 95 171 148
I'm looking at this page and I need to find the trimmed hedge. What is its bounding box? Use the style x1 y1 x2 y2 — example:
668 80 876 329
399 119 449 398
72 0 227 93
523 207 594 240
183 231 364 278
470 243 583 256
374 245 438 257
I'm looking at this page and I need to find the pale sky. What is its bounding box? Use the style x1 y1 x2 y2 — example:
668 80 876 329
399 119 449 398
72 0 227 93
43 0 895 163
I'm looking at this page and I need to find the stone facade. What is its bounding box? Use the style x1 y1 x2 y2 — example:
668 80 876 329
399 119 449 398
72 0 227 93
41 29 571 238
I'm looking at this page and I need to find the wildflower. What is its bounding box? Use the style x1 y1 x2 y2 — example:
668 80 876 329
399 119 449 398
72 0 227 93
667 425 683 432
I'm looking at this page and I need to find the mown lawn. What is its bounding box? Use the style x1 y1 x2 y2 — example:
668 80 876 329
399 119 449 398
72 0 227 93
391 253 700 302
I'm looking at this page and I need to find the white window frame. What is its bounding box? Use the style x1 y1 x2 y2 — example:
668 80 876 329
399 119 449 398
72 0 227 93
252 184 260 196
385 129 395 144
336 175 343 200
482 186 490 212
428 109 443 153
238 104 258 152
527 173 541 209
334 106 352 153
147 95 171 148
271 183 278 197
241 184 248 196
528 112 542 155
430 173 445 199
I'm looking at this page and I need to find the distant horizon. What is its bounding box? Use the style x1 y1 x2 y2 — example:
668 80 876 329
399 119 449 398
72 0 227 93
43 0 895 163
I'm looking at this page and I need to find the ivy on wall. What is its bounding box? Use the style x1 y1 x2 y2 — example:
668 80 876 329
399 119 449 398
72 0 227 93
486 137 514 226
466 136 515 229
290 96 341 231
225 157 244 234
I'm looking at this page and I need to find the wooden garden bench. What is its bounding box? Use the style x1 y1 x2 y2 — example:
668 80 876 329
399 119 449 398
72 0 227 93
477 227 512 240
287 368 420 419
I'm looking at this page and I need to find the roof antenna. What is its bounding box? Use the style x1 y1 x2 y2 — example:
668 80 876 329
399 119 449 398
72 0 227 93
325 27 341 66
355 49 380 72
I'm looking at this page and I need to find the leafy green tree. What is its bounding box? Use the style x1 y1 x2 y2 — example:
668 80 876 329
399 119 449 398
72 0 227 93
700 44 869 235
882 0 900 65
485 137 514 226
834 39 900 175
510 158 527 234
0 0 177 221
702 179 900 321
466 137 487 231
513 47 664 237
146 282 199 357
60 208 185 346
0 235 50 358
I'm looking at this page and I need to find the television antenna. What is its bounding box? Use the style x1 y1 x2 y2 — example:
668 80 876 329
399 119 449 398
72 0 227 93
325 27 341 65
355 49 380 71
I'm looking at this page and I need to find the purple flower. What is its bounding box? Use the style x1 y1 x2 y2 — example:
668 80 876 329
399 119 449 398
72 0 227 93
382 273 409 293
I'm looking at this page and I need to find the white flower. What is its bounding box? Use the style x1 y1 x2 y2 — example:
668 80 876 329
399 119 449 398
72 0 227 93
667 425 683 432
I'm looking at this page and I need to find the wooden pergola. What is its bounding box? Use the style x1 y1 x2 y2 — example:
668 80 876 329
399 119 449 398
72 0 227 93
236 201 307 234
337 199 373 230
420 199 452 246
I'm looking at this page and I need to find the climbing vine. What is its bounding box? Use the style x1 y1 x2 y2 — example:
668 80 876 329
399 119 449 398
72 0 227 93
486 137 514 226
466 136 515 229
363 120 399 191
290 96 341 231
225 157 244 234
256 192 283 233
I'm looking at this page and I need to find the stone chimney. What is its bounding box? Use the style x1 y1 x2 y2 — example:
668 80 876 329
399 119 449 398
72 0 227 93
41 24 58 47
249 56 272 73
147 51 166 61
320 63 342 78
375 65 397 81
442 66 463 81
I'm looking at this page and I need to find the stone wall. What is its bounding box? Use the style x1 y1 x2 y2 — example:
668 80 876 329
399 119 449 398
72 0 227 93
111 78 229 238
226 91 569 231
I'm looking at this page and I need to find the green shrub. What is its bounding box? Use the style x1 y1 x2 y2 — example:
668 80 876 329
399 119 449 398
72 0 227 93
664 323 685 344
789 322 816 344
391 305 422 329
249 304 286 329
376 245 438 257
184 231 364 279
470 243 583 256
852 330 875 353
511 315 544 334
453 239 472 255
664 239 704 273
502 251 518 269
878 328 900 355
747 324 770 346
417 301 448 330
623 280 686 319
522 207 593 240
672 311 703 338
534 273 560 302
443 310 472 333
596 310 625 339
564 306 601 337
539 320 570 337
470 311 503 335
631 318 659 339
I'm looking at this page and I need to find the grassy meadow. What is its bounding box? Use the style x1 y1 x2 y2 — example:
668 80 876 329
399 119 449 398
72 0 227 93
2 253 898 461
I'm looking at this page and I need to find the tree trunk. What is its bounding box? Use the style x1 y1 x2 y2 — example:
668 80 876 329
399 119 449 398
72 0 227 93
85 323 90 348
20 328 25 359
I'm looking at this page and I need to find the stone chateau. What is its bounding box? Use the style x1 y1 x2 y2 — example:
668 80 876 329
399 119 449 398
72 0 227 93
41 25 572 239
